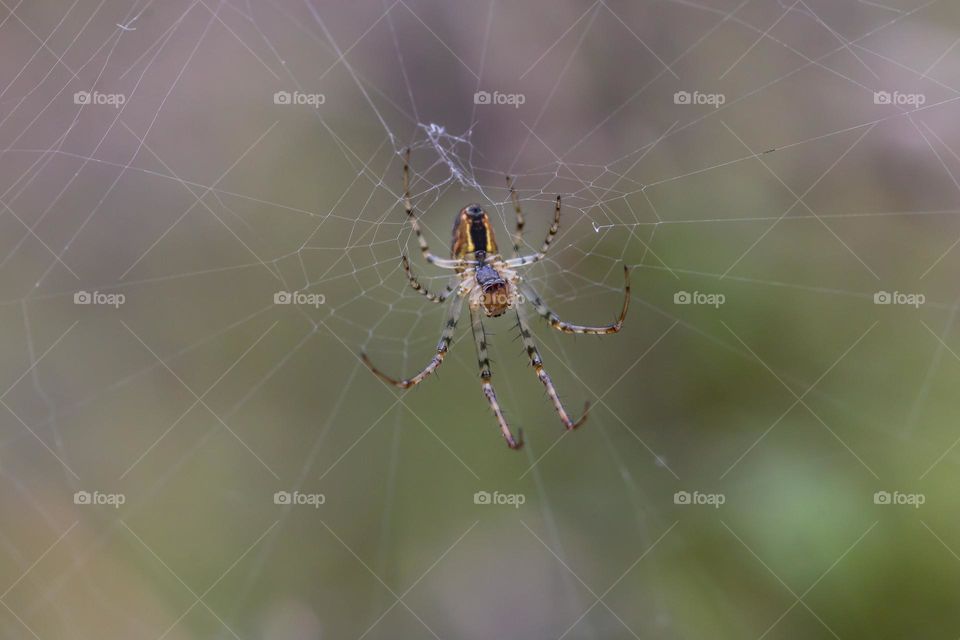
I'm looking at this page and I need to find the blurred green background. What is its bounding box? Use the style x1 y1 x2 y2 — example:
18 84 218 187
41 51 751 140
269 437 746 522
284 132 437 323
2 0 960 638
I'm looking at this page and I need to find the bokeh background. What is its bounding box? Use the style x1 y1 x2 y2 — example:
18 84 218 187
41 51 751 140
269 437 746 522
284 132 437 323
2 0 960 638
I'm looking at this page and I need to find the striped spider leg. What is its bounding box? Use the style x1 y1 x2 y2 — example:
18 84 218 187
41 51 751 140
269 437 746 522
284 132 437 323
506 180 587 429
504 193 561 268
361 295 464 389
470 306 523 449
516 305 589 430
402 148 470 270
506 175 525 257
520 265 631 335
400 255 456 303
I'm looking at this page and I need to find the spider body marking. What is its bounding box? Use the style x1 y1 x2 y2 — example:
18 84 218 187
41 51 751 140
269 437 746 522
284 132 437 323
452 204 518 318
361 150 630 450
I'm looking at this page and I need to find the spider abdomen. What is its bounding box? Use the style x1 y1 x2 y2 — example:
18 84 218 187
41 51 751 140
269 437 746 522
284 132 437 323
452 204 498 258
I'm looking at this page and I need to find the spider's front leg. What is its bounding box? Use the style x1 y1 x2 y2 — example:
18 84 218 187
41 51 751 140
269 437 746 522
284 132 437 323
362 296 464 389
470 307 523 449
515 308 589 430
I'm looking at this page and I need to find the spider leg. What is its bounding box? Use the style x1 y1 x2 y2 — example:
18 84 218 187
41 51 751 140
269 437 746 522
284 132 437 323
401 256 455 303
470 307 523 449
521 265 631 334
516 307 589 430
402 148 466 270
504 194 561 267
361 295 464 388
506 175 525 257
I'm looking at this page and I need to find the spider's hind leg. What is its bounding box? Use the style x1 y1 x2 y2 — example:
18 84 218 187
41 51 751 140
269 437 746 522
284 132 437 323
506 175 525 257
402 148 465 270
504 194 561 267
401 256 455 303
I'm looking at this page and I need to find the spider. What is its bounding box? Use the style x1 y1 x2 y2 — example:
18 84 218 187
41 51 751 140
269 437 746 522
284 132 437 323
361 150 630 450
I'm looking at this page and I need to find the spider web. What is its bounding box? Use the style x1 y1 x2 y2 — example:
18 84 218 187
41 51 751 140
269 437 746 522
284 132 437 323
3 0 960 638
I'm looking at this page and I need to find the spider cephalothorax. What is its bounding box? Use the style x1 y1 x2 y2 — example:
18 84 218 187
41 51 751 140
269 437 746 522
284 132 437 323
473 259 512 317
361 150 630 450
